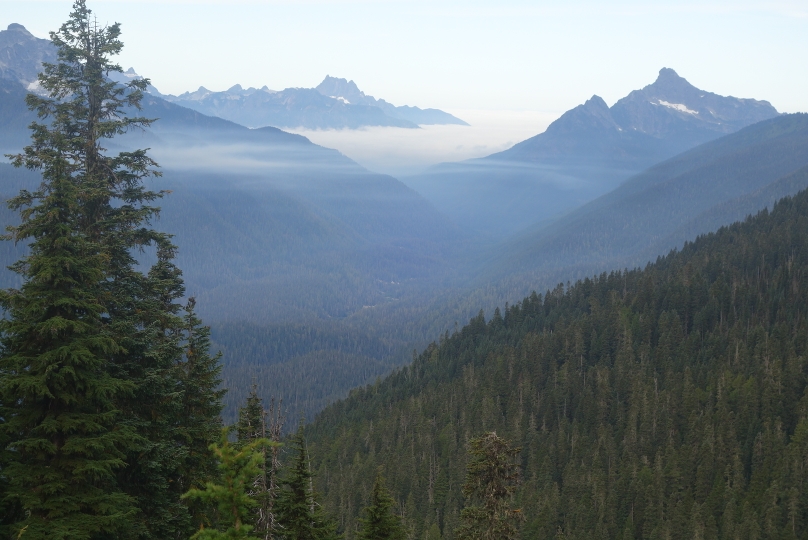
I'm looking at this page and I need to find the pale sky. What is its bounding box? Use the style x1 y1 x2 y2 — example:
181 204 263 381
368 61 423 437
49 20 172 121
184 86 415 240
2 0 807 113
2 0 807 175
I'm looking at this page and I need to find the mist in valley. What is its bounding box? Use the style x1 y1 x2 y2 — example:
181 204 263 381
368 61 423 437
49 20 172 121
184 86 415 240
2 4 808 428
288 109 556 178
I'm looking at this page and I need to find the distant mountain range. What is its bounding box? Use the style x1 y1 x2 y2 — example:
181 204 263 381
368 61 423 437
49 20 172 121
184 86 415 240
156 75 468 130
0 23 473 423
5 19 807 430
404 68 780 238
0 24 467 131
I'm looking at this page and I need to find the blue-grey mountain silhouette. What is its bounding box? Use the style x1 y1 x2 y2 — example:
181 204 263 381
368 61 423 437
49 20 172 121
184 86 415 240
405 68 779 238
159 75 467 130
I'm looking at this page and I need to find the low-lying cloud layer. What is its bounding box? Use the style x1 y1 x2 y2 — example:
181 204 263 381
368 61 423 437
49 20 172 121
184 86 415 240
288 109 556 178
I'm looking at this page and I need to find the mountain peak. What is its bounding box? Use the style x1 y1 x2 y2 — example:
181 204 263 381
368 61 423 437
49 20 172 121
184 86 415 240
316 75 365 102
656 67 681 82
0 23 57 87
6 23 31 34
649 67 696 92
584 95 609 110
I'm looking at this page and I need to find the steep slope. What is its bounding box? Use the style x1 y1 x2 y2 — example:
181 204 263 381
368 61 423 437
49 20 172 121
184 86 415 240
306 188 808 539
487 113 808 285
0 77 33 154
404 69 779 238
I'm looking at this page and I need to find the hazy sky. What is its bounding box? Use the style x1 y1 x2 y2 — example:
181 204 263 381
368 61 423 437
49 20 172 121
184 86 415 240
2 0 807 115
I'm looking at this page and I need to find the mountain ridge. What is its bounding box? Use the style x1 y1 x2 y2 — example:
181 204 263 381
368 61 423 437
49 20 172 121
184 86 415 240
403 68 780 238
158 74 467 130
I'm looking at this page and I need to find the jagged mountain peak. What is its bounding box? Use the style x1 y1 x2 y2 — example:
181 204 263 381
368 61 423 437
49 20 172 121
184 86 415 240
542 94 620 137
491 67 779 173
0 23 56 88
611 68 778 136
584 95 609 110
315 75 367 103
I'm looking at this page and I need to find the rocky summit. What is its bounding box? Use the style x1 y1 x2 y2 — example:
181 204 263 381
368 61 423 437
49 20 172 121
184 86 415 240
500 68 779 166
0 24 56 90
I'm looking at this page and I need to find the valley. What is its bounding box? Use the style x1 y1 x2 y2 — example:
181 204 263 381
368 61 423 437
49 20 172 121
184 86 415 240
2 8 808 539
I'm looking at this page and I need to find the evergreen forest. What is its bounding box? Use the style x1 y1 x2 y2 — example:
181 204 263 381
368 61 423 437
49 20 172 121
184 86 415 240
307 189 808 539
3 2 808 540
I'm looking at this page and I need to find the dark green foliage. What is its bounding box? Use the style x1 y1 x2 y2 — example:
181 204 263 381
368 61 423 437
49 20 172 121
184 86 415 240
0 2 155 537
237 385 266 446
0 3 223 538
305 188 808 539
276 428 341 540
176 298 227 531
183 429 272 540
356 473 406 540
455 432 521 540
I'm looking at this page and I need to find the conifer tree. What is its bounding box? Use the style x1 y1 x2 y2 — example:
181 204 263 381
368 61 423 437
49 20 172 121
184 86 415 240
0 1 153 536
177 297 227 529
183 429 273 540
276 427 341 540
455 432 522 540
356 473 406 540
237 385 266 446
0 2 223 537
235 383 280 540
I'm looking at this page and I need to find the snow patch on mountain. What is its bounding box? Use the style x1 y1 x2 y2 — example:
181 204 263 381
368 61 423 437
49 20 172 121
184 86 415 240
655 100 699 115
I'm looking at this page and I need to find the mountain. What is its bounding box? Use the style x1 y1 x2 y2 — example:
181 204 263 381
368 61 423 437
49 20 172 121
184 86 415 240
159 75 467 130
0 24 467 131
0 23 56 90
315 76 468 126
483 113 808 286
0 38 475 423
305 187 808 539
404 68 780 238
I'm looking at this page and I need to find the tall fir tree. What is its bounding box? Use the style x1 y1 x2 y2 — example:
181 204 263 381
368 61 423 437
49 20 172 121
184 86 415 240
0 2 223 538
276 427 341 540
356 473 406 540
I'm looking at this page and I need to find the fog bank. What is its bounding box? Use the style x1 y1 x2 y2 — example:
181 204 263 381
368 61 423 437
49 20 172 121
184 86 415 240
288 109 556 178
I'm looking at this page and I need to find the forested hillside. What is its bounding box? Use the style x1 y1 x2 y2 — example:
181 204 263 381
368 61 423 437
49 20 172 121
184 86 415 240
306 188 808 539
